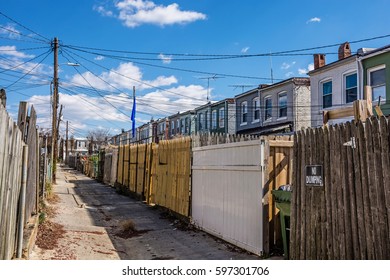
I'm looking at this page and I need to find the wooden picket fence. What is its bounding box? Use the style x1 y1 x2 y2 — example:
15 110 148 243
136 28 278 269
291 117 390 259
0 100 39 260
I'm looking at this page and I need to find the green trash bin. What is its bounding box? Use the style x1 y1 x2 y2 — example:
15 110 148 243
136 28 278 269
272 190 291 259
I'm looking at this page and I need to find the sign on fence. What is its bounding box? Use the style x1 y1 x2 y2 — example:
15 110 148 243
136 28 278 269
305 165 323 186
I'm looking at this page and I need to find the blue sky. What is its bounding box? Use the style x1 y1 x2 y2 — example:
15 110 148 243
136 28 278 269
1 0 390 138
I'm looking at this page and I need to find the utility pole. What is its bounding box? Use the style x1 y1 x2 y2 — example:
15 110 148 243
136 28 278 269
51 37 59 184
65 120 68 164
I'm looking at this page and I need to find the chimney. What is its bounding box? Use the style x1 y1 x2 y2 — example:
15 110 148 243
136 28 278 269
313 54 326 70
338 42 351 60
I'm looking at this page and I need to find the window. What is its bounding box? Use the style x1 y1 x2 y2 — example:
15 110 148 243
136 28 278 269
369 66 386 101
198 113 203 131
219 108 225 128
265 97 272 121
253 98 260 121
278 92 287 118
345 73 357 103
205 111 209 130
241 101 248 124
171 120 175 135
212 110 217 129
177 119 180 134
322 80 332 108
180 119 184 134
185 117 189 134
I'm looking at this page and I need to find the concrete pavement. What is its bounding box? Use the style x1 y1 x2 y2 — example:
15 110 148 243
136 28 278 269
31 165 262 260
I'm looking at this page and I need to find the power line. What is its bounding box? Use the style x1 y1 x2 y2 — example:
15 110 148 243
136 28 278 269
61 47 207 102
0 48 52 74
4 49 52 89
0 11 51 42
62 33 390 59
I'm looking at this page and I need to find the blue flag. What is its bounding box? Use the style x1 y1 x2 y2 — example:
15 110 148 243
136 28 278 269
131 93 136 138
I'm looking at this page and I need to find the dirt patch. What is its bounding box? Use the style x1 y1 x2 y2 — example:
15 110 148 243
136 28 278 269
35 220 66 250
115 228 151 239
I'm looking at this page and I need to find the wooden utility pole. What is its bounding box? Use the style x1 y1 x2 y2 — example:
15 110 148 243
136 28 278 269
52 37 59 184
65 121 68 164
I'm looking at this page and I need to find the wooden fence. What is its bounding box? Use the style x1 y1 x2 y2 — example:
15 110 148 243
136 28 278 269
291 117 390 259
116 138 191 217
0 101 39 260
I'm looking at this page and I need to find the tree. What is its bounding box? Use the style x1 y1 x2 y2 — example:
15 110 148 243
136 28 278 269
87 129 111 153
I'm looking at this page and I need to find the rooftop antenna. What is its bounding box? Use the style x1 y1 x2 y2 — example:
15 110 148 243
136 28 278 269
229 84 257 93
270 51 274 84
198 75 224 102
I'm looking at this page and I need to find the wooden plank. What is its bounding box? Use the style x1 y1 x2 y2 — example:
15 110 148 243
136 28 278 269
352 121 367 259
341 123 353 259
353 100 368 122
358 121 375 259
383 117 390 259
299 130 307 259
365 85 373 116
365 119 381 259
317 127 326 259
345 122 360 259
323 126 333 259
17 101 28 140
328 106 354 120
336 124 346 259
308 128 316 259
372 117 388 259
269 140 294 148
329 126 339 259
289 132 299 259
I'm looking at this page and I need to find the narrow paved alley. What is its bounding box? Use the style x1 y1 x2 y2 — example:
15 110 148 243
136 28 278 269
31 165 262 260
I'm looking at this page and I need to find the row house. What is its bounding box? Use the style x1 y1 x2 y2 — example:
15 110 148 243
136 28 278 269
194 98 236 134
309 42 390 127
210 98 236 134
236 78 311 135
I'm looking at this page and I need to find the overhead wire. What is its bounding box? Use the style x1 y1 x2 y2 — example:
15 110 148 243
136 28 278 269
61 47 208 102
0 11 51 43
3 49 52 89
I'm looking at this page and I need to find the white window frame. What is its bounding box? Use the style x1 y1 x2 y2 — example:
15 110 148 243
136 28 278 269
343 71 358 104
241 101 248 125
198 113 203 131
278 91 288 120
212 110 217 129
252 97 260 123
171 120 175 135
264 96 272 122
320 78 333 109
219 108 225 128
368 64 386 102
205 111 209 130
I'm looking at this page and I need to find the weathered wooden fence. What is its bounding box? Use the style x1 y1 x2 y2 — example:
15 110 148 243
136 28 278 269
291 117 390 259
0 100 39 260
102 147 117 186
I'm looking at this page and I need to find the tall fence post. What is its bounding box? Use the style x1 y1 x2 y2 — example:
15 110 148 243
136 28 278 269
16 145 28 259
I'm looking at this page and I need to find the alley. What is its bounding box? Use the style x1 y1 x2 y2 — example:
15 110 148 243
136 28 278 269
30 165 261 260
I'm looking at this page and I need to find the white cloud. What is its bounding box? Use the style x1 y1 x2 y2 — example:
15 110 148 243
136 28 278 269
285 72 294 78
69 62 177 91
114 0 206 27
241 47 250 53
0 46 34 59
93 5 114 17
281 61 296 70
158 53 172 64
0 24 21 39
307 17 321 24
298 63 314 75
94 55 105 61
